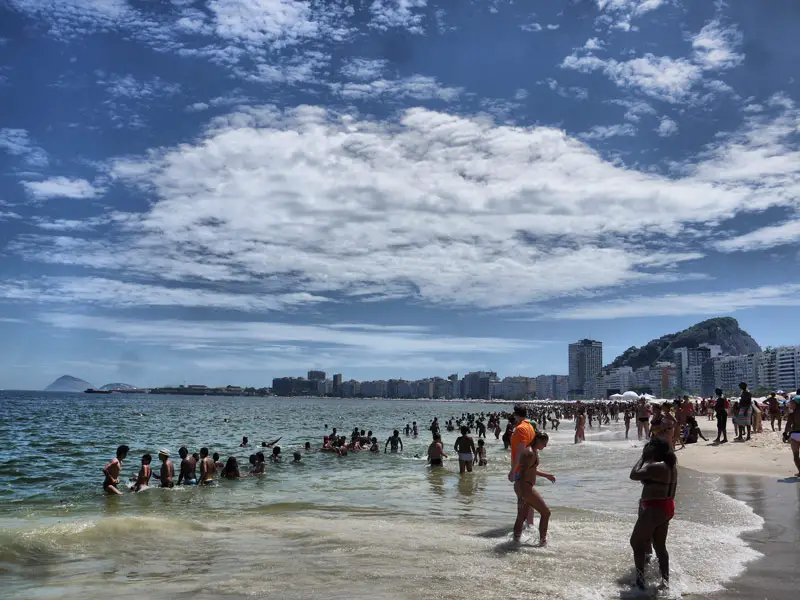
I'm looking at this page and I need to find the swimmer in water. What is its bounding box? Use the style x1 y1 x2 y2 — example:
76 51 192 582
293 452 302 463
177 447 197 485
476 438 487 466
131 453 152 492
199 447 216 484
513 431 555 546
102 444 129 495
221 456 240 479
157 449 174 488
252 452 266 475
240 436 249 448
454 425 476 474
427 434 447 467
369 437 379 453
213 452 225 469
385 430 404 453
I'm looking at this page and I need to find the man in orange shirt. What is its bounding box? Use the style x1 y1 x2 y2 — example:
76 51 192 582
508 404 536 535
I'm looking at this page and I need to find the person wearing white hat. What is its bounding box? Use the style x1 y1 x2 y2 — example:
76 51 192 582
156 449 174 488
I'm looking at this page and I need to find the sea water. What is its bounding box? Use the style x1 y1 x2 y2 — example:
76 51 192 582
0 392 763 599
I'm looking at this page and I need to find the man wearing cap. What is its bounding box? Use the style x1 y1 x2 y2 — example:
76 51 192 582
156 449 174 488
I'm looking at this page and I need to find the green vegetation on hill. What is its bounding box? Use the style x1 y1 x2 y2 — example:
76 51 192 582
608 317 761 370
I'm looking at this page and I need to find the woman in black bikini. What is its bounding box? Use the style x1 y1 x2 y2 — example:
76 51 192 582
629 437 677 590
636 398 650 441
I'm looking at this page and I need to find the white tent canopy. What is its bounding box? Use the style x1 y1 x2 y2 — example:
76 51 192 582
609 393 624 400
621 391 640 401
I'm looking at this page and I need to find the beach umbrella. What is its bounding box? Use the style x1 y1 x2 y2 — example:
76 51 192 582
609 393 624 400
621 391 640 401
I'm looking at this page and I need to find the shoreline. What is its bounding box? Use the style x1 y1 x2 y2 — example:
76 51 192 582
685 471 799 600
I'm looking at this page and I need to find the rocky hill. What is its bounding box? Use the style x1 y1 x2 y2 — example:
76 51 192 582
45 375 94 392
608 317 761 370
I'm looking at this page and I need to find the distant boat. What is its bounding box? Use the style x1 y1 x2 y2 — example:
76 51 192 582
84 388 112 394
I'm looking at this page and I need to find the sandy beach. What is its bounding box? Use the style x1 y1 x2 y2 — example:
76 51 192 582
678 427 798 478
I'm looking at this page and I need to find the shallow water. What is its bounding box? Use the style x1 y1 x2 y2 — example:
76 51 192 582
0 392 763 599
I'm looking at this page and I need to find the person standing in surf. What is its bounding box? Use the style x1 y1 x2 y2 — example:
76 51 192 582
177 447 197 485
130 453 153 492
427 433 447 467
574 408 586 444
629 437 678 590
513 431 555 546
199 447 216 484
102 444 129 495
156 449 174 488
508 404 536 530
384 430 404 453
453 426 476 474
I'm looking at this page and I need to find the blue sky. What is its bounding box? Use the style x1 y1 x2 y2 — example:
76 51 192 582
1 0 799 390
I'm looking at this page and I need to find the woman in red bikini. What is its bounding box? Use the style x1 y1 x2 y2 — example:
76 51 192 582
629 437 677 591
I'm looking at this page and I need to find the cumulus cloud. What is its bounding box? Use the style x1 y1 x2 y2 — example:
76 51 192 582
656 116 678 136
7 100 796 312
22 177 103 200
692 20 744 70
595 0 666 31
562 52 703 103
369 0 428 34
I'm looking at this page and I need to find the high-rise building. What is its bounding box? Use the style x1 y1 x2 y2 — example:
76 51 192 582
568 339 603 398
461 371 496 399
332 373 343 397
776 346 800 391
308 370 326 382
448 374 459 398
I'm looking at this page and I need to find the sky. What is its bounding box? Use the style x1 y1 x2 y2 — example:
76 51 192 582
1 0 799 390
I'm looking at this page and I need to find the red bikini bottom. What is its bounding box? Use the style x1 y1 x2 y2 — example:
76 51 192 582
640 498 675 520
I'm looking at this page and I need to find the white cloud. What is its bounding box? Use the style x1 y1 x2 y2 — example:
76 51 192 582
369 0 428 34
584 37 604 50
656 116 678 136
581 123 637 140
7 0 130 39
0 128 48 167
22 177 103 200
98 73 181 99
715 219 800 253
10 99 800 312
208 0 322 47
0 277 330 312
692 20 744 70
562 52 703 103
595 0 666 30
340 58 388 80
331 75 462 102
38 312 535 357
520 22 543 32
538 284 800 320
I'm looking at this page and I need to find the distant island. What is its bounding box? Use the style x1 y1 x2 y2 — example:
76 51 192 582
45 375 94 392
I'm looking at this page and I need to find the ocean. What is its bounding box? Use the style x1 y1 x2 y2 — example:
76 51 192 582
0 392 763 599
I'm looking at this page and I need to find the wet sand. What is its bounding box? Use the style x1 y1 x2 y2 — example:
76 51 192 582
686 472 800 600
